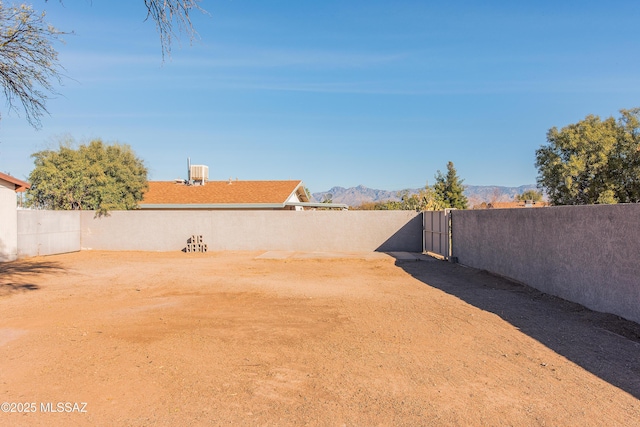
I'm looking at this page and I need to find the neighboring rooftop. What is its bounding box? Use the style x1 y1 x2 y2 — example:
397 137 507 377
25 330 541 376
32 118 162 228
0 172 30 192
140 180 310 209
486 201 548 209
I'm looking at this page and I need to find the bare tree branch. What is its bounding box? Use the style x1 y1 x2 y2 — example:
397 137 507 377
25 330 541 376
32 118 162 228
1 1 206 128
0 2 65 128
143 0 205 59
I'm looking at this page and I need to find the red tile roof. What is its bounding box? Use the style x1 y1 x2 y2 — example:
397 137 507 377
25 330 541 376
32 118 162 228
140 180 307 207
487 201 548 209
0 172 30 192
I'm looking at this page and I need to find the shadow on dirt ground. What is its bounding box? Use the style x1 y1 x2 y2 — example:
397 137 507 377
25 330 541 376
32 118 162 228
0 260 65 297
397 258 640 399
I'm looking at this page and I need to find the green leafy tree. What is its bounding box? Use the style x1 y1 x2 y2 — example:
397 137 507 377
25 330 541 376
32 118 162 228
433 161 468 209
535 108 640 205
321 193 333 204
515 190 543 202
373 200 402 210
398 183 444 211
26 138 148 214
356 183 444 211
1 1 204 127
609 108 640 203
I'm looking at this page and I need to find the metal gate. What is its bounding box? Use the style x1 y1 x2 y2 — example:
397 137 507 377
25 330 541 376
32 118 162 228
422 209 452 260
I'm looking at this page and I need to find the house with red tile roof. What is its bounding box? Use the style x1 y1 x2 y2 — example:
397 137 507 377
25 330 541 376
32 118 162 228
486 200 548 209
140 180 348 210
0 172 30 192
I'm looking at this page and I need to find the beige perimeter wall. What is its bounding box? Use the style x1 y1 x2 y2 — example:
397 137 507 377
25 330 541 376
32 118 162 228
81 210 423 252
451 204 640 324
17 210 82 257
9 206 639 325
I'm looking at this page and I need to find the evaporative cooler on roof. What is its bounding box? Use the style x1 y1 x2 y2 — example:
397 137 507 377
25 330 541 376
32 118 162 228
190 164 209 184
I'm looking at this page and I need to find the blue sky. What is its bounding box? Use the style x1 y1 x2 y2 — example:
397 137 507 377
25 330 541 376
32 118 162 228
2 0 640 192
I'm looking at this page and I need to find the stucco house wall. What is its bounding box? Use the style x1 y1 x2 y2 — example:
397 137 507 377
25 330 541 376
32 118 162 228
0 179 18 261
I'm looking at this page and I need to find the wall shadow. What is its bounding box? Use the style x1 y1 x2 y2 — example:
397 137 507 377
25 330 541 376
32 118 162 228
0 260 65 297
396 258 640 399
375 214 423 252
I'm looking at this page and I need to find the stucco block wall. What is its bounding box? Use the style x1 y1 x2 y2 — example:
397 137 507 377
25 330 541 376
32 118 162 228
0 181 18 261
17 210 82 257
451 204 640 324
81 210 422 252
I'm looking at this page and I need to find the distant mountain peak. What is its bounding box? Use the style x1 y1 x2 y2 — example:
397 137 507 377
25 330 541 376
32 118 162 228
312 184 539 207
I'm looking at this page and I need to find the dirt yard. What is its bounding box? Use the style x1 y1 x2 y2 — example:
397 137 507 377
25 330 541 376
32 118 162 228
1 251 639 426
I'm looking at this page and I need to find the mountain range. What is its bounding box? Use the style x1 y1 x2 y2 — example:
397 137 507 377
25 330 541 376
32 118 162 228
311 184 540 207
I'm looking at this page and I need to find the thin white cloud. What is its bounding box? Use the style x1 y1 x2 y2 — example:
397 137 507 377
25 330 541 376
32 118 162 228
187 48 407 69
180 76 640 96
59 52 161 68
60 45 406 71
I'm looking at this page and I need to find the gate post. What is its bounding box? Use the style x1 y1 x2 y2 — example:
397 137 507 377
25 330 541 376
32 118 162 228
445 208 455 262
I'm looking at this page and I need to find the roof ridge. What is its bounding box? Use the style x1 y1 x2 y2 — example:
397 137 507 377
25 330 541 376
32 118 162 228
0 172 31 191
141 180 306 206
